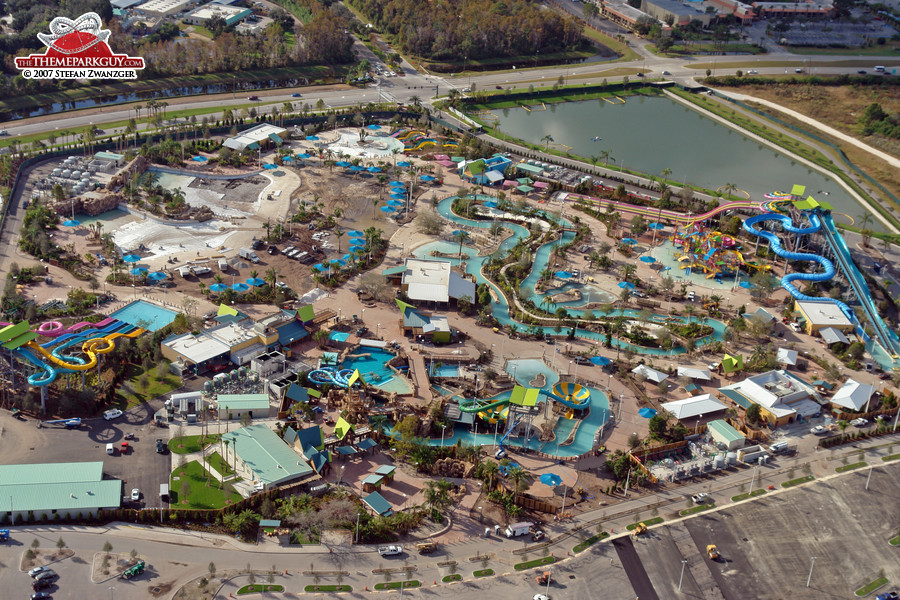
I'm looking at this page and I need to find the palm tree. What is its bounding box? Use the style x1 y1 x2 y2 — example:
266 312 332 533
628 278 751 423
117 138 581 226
661 167 673 181
599 150 611 167
479 460 499 491
335 227 345 252
453 230 469 258
541 134 554 149
857 213 874 247
722 182 738 199
619 264 636 282
264 267 277 288
507 466 530 503
372 197 380 217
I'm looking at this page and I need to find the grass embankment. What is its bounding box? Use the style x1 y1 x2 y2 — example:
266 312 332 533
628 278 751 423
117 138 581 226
374 581 420 590
854 576 889 597
170 460 242 509
581 28 641 62
573 531 609 553
626 517 664 530
514 556 556 571
304 585 352 592
883 454 900 462
207 451 235 476
238 584 284 595
668 87 900 231
731 489 767 502
836 462 867 473
115 365 181 408
889 534 900 547
169 434 221 455
442 574 462 582
784 42 900 57
680 504 716 517
782 475 815 488
473 568 494 577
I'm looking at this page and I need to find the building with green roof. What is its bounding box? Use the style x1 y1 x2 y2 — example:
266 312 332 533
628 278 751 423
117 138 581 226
706 419 745 451
0 462 121 520
222 424 316 489
216 394 271 420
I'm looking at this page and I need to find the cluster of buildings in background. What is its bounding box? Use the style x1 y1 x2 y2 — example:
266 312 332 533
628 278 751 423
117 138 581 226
110 0 270 35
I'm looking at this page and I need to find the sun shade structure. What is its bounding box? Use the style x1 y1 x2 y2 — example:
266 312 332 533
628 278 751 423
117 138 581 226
830 379 876 411
509 385 540 406
722 354 744 374
676 366 711 381
661 394 727 420
632 364 668 383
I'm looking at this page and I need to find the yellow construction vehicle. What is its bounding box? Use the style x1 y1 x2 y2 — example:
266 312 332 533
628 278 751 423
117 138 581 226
707 544 719 560
632 523 648 538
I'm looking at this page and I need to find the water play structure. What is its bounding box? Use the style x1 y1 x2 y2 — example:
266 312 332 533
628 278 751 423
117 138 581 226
673 222 772 280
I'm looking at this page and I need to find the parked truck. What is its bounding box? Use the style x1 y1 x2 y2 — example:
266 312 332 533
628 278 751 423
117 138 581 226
0 529 10 542
239 248 260 263
504 521 535 538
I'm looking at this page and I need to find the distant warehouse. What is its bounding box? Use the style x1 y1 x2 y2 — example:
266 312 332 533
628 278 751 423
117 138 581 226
183 2 252 26
0 462 121 521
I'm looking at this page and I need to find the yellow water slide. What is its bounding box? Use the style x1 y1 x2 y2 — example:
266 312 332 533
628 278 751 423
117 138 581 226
25 328 145 371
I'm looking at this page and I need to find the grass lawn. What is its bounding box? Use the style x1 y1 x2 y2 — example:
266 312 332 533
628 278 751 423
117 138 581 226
782 475 815 488
374 581 420 590
854 576 888 597
473 569 494 577
731 489 767 502
836 462 867 473
573 532 609 553
626 517 664 530
170 460 242 509
514 556 556 571
207 451 234 476
115 364 181 408
304 585 352 592
238 584 283 595
442 574 462 582
882 454 900 462
680 504 715 517
890 534 900 547
169 434 221 455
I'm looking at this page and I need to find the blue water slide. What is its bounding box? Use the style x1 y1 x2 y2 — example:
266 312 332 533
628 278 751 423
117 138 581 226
498 415 523 452
307 367 356 388
819 212 900 358
16 346 59 386
743 212 857 324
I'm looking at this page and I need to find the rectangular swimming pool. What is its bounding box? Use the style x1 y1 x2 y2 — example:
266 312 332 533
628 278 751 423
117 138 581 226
110 300 178 331
329 331 351 342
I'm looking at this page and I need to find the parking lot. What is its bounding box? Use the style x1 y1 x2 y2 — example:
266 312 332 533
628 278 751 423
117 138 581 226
633 462 900 599
0 408 171 510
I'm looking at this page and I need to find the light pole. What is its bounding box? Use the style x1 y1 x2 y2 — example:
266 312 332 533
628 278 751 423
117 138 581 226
749 465 759 495
109 586 115 600
545 569 552 596
440 424 447 447
678 559 688 591
376 322 381 338
338 465 344 487
806 556 817 588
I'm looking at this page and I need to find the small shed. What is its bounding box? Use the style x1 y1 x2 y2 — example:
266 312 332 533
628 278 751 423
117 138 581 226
706 419 745 451
363 491 393 516
374 464 396 482
357 437 378 455
361 473 384 493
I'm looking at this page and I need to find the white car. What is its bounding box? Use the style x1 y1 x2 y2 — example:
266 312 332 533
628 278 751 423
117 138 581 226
810 425 827 435
748 69 758 74
789 322 802 333
691 493 711 504
687 291 696 301
849 418 869 427
130 488 140 501
377 545 403 556
104 409 123 421
534 595 551 600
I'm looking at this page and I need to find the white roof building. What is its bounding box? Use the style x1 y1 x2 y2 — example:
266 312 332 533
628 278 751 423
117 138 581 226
183 2 252 26
776 348 798 366
137 0 193 16
795 300 853 328
632 364 668 383
819 326 850 345
719 370 822 421
400 259 475 304
223 123 288 152
677 366 712 381
830 379 875 412
661 394 727 420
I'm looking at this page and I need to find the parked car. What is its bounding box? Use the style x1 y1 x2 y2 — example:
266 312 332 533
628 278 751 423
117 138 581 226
131 488 141 501
291 93 302 97
31 580 53 591
29 566 49 578
857 70 867 74
748 69 758 74
267 245 278 255
789 322 802 333
687 291 696 301
849 418 869 427
876 592 898 600
691 493 711 504
377 545 403 556
34 570 57 582
248 95 259 100
31 592 53 600
810 425 827 435
574 357 592 366
879 372 892 380
156 439 166 454
103 409 123 421
544 334 555 345
120 441 129 454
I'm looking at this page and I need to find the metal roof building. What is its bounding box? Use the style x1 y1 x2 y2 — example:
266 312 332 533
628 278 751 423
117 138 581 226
222 123 288 152
222 424 315 488
216 393 271 420
399 259 475 304
0 462 121 520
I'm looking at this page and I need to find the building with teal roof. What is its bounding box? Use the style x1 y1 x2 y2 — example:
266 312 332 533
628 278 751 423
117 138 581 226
222 424 316 489
0 462 121 520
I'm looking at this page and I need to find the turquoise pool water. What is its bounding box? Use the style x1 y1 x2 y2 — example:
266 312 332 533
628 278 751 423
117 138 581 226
342 347 413 394
433 364 461 377
506 358 559 388
110 300 178 331
329 331 350 342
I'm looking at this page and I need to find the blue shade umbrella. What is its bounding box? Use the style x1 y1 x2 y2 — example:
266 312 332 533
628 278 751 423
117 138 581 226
591 356 612 366
387 199 404 207
555 271 574 279
389 181 405 187
739 281 755 289
621 237 638 245
390 193 406 200
639 408 658 419
420 174 436 182
297 153 312 159
335 160 351 167
618 281 635 289
123 254 141 263
305 135 320 141
63 219 80 227
342 253 354 262
366 166 381 173
282 156 294 163
148 271 168 282
232 283 250 293
381 205 396 213
397 161 411 167
350 165 364 172
452 230 468 237
312 263 326 272
484 201 498 208
330 259 347 267
209 283 228 293
539 473 563 487
349 237 365 245
349 245 365 253
192 156 208 163
130 267 148 276
246 277 265 287
263 163 277 170
649 222 665 230
640 256 657 264
347 230 364 237
366 124 381 130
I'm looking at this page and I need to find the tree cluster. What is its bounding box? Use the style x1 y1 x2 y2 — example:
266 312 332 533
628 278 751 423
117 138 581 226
347 0 583 61
858 102 899 139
